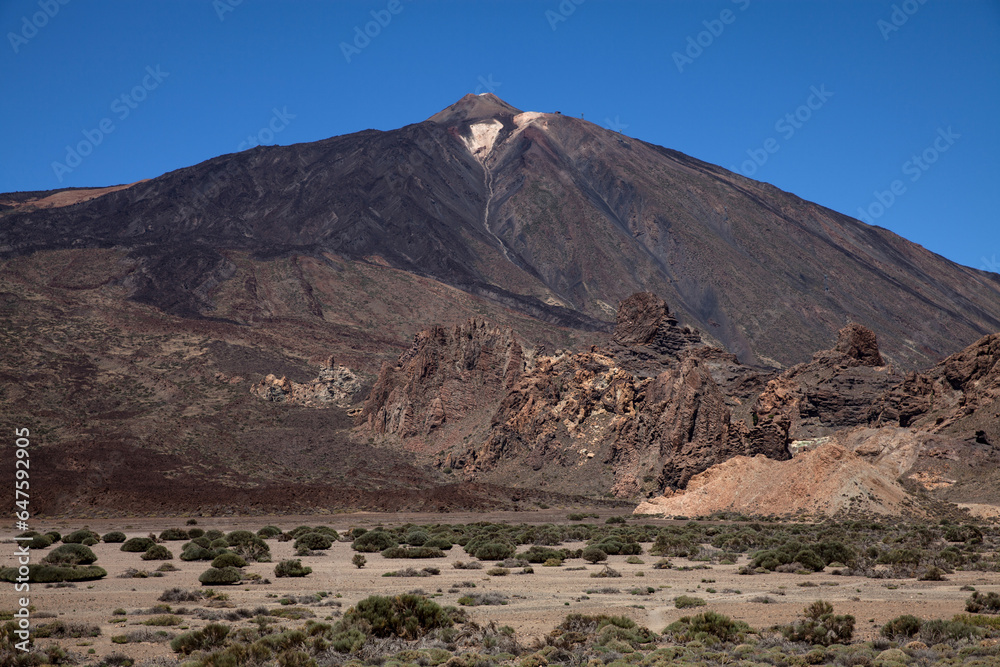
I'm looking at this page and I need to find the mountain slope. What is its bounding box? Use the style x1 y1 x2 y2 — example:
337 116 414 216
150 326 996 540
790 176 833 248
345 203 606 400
3 94 998 369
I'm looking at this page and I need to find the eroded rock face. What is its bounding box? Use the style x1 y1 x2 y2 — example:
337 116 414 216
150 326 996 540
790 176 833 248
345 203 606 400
752 324 899 440
251 357 361 407
362 294 791 499
359 319 524 442
871 333 1000 435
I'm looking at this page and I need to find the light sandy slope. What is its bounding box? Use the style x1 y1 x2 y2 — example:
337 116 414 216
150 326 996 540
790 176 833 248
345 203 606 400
635 441 920 518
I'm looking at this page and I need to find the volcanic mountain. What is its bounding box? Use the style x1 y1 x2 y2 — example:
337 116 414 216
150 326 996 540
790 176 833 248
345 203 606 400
2 93 999 515
3 93 999 370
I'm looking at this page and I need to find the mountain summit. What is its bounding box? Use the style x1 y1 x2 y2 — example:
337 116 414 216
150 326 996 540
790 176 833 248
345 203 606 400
2 95 999 369
427 92 523 124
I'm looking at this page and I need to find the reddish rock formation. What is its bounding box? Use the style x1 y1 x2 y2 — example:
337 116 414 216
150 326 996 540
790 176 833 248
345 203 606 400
362 293 790 499
752 324 899 440
359 319 524 444
871 333 1000 440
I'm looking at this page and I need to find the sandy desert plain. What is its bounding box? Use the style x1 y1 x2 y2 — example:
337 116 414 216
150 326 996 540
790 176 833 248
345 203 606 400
3 508 1000 666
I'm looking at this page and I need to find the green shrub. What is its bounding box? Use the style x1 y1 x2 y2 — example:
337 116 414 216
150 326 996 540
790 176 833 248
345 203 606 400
180 544 216 561
519 546 564 563
381 546 445 559
212 552 247 568
44 531 61 542
274 559 312 578
474 542 516 560
170 623 231 654
198 566 242 586
405 530 430 546
63 529 100 544
102 531 127 543
793 548 825 572
352 554 367 569
674 596 707 609
121 537 156 553
582 546 608 564
343 594 452 639
919 618 984 644
158 528 189 541
779 600 854 646
881 614 922 638
204 529 224 541
42 543 97 565
257 525 283 538
187 528 205 538
141 545 174 561
226 530 270 562
966 591 1000 614
294 532 332 551
424 537 453 550
352 529 397 553
81 537 99 546
0 564 107 583
665 610 751 643
26 534 53 549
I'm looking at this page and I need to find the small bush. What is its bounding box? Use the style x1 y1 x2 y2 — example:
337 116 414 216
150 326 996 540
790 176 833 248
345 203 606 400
159 588 204 602
43 543 97 565
381 546 445 559
665 610 751 643
187 527 205 538
102 531 127 543
343 594 452 639
211 552 247 568
158 528 189 541
487 567 510 576
170 623 230 655
352 554 367 569
225 530 270 562
474 542 516 561
63 529 100 544
352 529 397 553
881 614 922 639
121 537 156 553
966 591 1000 614
141 545 174 561
274 559 312 578
180 544 216 561
198 567 242 586
294 532 333 551
582 546 608 564
674 595 707 609
257 525 283 538
779 600 855 646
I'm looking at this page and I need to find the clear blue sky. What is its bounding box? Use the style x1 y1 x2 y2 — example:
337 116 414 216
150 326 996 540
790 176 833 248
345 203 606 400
1 0 998 271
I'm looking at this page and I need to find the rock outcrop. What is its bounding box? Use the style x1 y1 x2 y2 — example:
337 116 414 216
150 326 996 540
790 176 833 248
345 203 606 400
359 319 524 446
752 324 899 441
362 293 790 499
871 333 1000 436
251 357 361 407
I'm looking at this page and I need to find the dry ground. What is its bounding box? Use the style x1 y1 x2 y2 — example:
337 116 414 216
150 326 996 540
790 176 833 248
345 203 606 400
3 512 999 664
